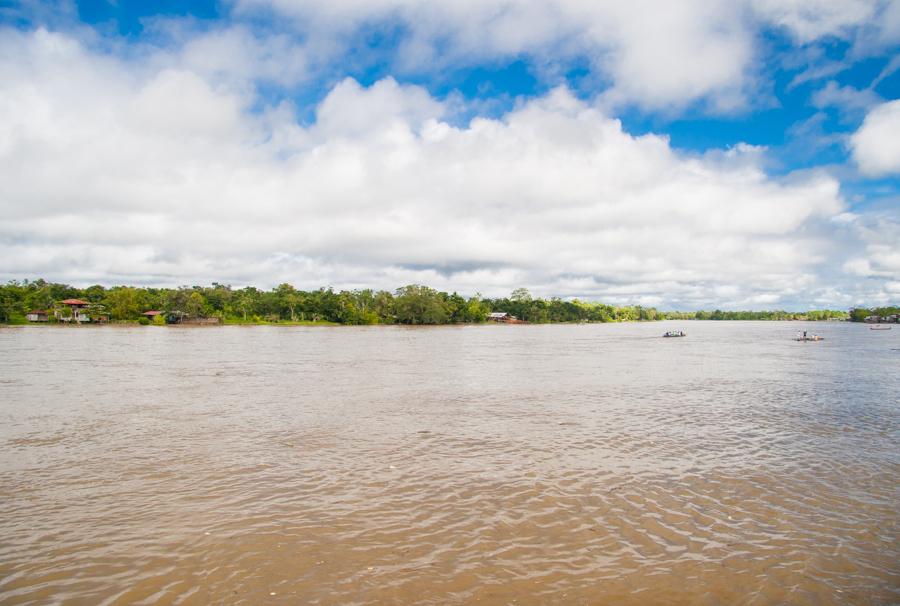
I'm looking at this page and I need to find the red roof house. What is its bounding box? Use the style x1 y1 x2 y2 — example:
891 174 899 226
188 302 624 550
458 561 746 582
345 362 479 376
57 299 91 322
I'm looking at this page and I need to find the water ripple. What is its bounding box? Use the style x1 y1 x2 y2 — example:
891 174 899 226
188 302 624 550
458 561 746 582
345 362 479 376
1 321 898 604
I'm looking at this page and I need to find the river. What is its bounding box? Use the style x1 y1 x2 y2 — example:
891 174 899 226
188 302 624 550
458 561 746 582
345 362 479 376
1 321 898 604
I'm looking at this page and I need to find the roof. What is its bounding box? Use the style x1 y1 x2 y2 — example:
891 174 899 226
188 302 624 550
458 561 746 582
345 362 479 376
28 310 48 314
141 310 162 316
61 298 89 305
489 312 508 318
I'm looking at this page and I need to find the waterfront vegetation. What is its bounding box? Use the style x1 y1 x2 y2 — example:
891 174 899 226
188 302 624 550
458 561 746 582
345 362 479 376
663 309 849 321
0 281 654 325
848 306 900 322
0 279 868 325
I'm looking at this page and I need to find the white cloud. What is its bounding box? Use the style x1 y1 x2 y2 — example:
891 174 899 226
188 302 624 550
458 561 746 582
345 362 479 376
751 0 878 42
172 26 309 88
2 27 893 309
841 214 900 278
227 0 896 113
5 0 897 120
811 80 880 116
871 54 900 88
314 77 445 139
235 0 757 112
850 100 900 176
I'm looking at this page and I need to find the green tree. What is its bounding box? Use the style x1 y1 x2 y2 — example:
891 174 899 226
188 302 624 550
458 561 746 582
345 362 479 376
104 287 141 320
186 291 205 318
373 290 395 323
276 283 300 321
394 285 449 324
510 287 532 303
234 292 255 321
83 284 107 303
0 284 24 323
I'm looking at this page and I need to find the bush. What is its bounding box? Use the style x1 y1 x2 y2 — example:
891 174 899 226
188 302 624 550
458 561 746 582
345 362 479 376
138 317 150 325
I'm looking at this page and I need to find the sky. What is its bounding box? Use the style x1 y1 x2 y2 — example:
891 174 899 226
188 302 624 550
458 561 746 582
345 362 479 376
1 0 899 310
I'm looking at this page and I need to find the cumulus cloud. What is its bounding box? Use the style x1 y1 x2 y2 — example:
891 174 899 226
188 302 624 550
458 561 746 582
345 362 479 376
850 100 900 176
842 214 900 277
838 212 900 306
2 28 875 309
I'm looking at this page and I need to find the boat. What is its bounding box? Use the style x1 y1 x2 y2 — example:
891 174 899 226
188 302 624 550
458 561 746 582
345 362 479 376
794 335 824 341
663 331 686 338
870 325 892 330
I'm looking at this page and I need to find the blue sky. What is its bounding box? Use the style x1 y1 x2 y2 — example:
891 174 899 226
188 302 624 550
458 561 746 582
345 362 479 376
1 0 899 309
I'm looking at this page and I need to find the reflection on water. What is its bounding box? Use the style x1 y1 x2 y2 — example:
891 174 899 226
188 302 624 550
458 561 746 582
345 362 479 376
0 321 898 604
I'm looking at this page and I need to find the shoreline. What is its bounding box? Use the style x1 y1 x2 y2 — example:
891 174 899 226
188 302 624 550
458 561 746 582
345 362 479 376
2 318 860 329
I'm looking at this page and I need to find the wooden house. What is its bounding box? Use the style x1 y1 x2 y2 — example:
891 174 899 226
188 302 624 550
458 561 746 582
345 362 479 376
58 299 91 323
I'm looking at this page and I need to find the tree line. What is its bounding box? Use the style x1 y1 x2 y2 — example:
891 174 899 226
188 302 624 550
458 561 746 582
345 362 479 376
663 309 848 321
0 280 659 325
0 279 856 325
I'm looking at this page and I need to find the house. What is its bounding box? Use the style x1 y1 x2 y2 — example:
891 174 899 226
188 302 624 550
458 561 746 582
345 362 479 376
886 314 899 323
58 298 90 322
141 310 162 318
178 317 221 325
57 299 107 323
487 312 526 323
26 310 49 322
864 315 881 323
165 310 221 325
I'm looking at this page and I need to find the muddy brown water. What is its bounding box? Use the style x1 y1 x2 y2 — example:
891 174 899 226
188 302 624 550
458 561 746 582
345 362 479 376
1 321 898 605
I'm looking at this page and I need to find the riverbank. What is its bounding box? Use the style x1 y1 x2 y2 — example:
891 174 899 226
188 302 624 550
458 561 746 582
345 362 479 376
0 278 866 326
3 317 866 329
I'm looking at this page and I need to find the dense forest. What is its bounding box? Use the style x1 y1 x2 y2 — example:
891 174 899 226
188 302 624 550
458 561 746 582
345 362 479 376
0 281 657 325
0 279 858 325
663 309 848 321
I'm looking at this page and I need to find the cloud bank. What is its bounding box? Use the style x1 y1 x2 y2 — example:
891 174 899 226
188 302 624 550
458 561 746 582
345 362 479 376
0 0 898 309
1 27 889 309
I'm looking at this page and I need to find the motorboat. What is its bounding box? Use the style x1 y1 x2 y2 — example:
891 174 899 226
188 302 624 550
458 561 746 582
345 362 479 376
663 331 686 338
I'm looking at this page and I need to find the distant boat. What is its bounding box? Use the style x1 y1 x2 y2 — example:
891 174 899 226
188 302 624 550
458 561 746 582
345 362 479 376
663 331 686 338
870 325 892 330
795 335 824 341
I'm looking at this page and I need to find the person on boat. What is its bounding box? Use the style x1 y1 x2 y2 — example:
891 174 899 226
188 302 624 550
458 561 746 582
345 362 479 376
803 331 807 339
